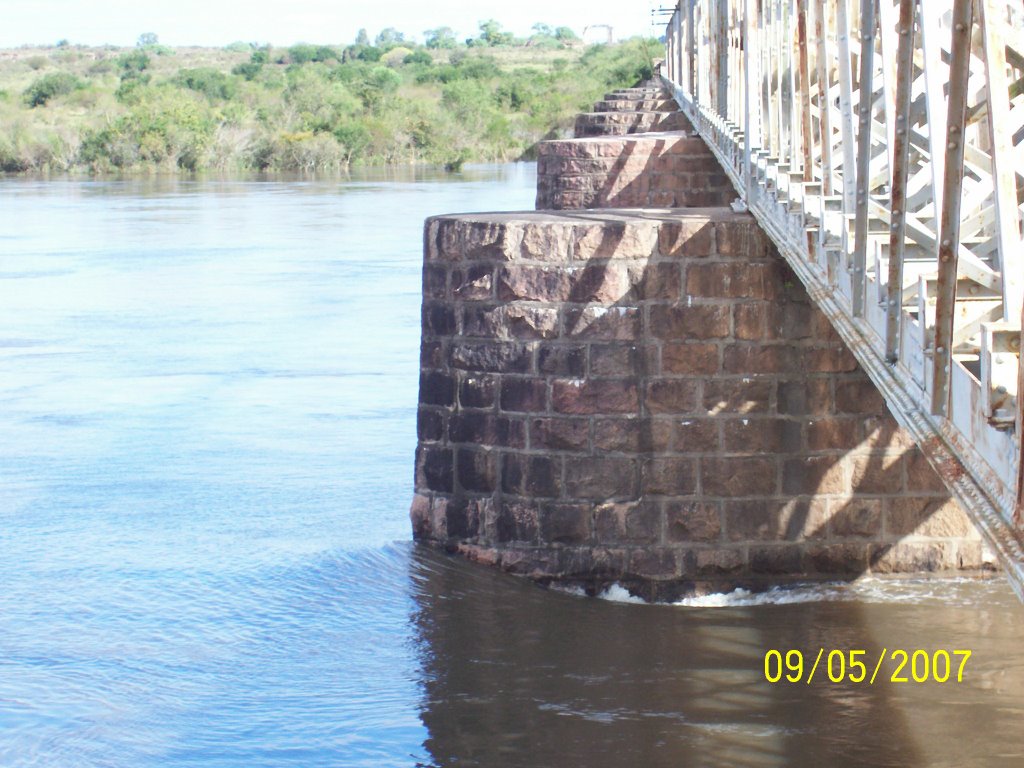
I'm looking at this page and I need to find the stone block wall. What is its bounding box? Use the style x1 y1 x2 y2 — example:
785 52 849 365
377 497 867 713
535 134 736 210
411 209 986 598
574 111 692 138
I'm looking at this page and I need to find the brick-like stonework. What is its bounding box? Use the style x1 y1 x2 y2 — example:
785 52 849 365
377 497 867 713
574 111 692 138
535 133 736 210
411 209 986 598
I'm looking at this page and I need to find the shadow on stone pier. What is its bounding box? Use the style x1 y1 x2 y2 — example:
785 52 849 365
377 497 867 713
411 207 991 599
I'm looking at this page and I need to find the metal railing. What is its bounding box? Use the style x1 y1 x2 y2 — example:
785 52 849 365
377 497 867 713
662 0 1024 592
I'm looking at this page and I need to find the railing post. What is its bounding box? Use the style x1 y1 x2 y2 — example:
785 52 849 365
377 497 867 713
676 5 685 88
835 0 858 211
743 0 756 202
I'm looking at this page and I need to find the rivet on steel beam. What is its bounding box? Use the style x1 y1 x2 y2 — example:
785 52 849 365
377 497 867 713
936 347 946 354
897 128 905 135
941 239 951 247
955 23 966 32
947 141 957 149
889 299 898 307
940 254 951 262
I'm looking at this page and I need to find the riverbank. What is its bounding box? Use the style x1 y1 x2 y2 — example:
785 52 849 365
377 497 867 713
0 38 657 174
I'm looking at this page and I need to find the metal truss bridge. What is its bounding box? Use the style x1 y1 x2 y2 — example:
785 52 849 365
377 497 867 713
661 0 1024 595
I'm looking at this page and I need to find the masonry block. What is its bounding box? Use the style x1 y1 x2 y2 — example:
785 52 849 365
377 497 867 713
413 183 983 597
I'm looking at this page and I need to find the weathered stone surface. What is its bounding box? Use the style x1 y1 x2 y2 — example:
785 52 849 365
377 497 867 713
703 457 777 497
496 501 540 543
666 501 721 543
552 378 638 414
564 306 641 340
451 264 493 300
457 448 497 493
830 499 883 538
538 345 586 376
530 417 590 451
540 503 592 544
413 188 983 590
725 499 828 541
646 379 701 414
869 541 956 573
886 498 976 538
449 413 526 447
662 343 719 374
458 375 496 408
564 456 639 500
641 457 697 495
417 408 444 442
537 133 735 210
649 304 731 340
502 454 560 498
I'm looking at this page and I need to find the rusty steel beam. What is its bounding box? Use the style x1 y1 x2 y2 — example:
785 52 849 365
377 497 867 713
885 0 917 363
814 0 834 195
852 0 877 317
931 0 974 416
797 0 815 183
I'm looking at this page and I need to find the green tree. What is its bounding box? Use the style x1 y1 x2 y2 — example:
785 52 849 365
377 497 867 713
118 49 150 75
425 27 457 49
478 20 514 47
403 50 432 66
355 28 370 46
175 68 237 100
554 26 578 41
374 28 405 49
137 32 158 47
333 120 371 164
23 72 81 107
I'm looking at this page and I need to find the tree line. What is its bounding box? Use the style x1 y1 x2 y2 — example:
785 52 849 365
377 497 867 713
0 25 657 174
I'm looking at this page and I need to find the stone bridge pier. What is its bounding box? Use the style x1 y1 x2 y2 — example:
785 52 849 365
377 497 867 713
411 83 991 599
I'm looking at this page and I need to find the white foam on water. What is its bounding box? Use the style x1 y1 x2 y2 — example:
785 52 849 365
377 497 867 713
597 583 646 604
674 584 846 608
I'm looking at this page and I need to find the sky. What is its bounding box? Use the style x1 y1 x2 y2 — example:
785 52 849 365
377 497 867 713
1 0 672 48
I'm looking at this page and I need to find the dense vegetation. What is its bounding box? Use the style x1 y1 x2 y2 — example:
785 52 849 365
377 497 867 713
0 25 658 174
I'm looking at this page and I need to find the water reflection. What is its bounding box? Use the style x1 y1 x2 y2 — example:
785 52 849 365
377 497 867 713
410 546 1024 767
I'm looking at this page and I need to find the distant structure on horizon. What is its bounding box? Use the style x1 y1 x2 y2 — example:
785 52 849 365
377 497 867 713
582 24 613 44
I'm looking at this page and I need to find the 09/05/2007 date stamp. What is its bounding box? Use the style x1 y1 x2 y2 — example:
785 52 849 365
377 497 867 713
764 649 972 684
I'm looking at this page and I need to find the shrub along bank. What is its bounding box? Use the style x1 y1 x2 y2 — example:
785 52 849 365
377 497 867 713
0 35 659 173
